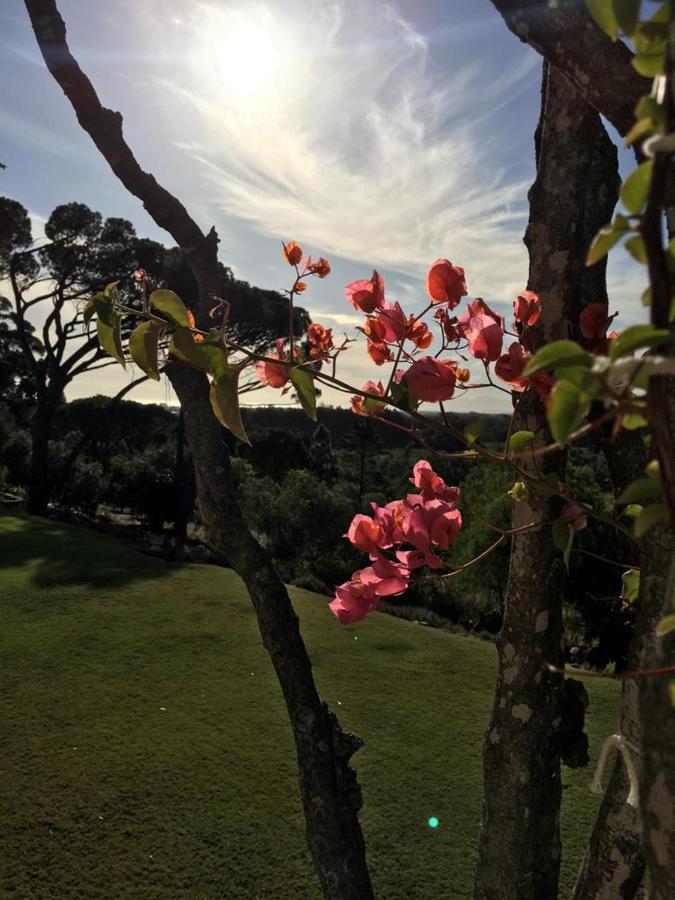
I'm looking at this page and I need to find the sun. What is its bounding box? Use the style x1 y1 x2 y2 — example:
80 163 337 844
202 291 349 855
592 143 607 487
195 7 283 100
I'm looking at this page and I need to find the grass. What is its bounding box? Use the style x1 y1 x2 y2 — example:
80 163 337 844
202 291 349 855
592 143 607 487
0 512 620 899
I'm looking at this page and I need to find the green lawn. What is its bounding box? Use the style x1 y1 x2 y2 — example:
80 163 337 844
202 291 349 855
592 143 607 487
0 512 619 899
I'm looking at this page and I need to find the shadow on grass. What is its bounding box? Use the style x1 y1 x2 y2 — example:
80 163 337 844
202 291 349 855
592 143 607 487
0 511 179 590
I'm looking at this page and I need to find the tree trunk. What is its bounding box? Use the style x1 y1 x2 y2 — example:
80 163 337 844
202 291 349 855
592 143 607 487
474 62 618 900
27 394 53 515
23 5 376 896
169 364 374 899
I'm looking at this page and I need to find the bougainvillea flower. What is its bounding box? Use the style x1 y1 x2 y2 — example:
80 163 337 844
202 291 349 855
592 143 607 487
408 319 433 349
309 257 331 278
462 313 503 362
495 342 530 390
579 303 617 340
530 371 554 406
426 259 467 308
283 241 303 266
377 301 408 344
561 501 588 532
307 322 334 360
133 268 147 283
359 559 409 596
255 338 289 388
367 338 392 365
410 460 460 504
371 499 406 547
345 270 385 314
513 290 541 328
458 298 503 330
404 356 457 403
351 380 386 416
345 514 384 554
329 579 379 624
434 309 461 344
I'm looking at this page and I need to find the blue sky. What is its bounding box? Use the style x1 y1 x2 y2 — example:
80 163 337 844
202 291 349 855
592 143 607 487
0 0 644 412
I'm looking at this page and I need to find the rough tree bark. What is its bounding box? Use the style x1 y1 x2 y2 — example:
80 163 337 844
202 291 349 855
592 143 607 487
474 62 618 900
24 3 375 897
488 0 648 136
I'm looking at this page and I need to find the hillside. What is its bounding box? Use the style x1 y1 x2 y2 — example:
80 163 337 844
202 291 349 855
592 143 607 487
0 513 619 899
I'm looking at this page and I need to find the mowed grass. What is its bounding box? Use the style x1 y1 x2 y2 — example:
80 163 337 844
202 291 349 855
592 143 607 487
0 512 620 899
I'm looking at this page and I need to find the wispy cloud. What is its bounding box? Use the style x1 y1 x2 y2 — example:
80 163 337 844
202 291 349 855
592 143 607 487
137 0 536 300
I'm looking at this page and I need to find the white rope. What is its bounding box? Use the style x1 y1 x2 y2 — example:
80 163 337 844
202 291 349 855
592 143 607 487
591 734 641 808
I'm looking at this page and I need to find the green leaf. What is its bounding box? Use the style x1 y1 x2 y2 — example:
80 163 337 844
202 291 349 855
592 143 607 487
641 287 652 307
622 503 644 518
507 430 535 453
621 568 640 603
289 366 317 421
464 420 484 445
547 380 590 445
621 161 654 215
523 340 592 377
624 117 654 147
634 502 667 537
96 315 125 368
609 323 671 360
624 235 648 264
622 412 648 430
656 613 675 638
632 47 666 76
149 289 191 327
552 518 574 571
103 281 118 297
209 369 251 444
129 320 162 381
585 0 620 39
618 477 662 505
612 0 640 35
170 327 210 371
586 215 630 266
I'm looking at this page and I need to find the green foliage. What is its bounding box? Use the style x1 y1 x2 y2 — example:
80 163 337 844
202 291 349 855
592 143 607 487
548 381 591 445
209 369 251 445
0 512 620 899
149 289 191 327
129 320 162 380
524 341 592 377
506 430 535 453
620 160 653 215
289 366 318 421
586 214 630 265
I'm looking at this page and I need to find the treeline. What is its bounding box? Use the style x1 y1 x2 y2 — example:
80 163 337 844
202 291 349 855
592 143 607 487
0 398 632 667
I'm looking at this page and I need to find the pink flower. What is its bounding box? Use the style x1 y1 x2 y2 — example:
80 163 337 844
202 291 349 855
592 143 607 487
495 343 530 391
513 290 541 328
351 380 386 416
329 579 379 624
426 259 467 308
377 301 408 344
371 500 406 547
462 313 503 361
345 514 384 554
402 499 462 558
359 558 409 596
256 338 290 388
404 356 457 403
410 460 460 504
579 303 616 340
561 501 588 532
345 270 385 314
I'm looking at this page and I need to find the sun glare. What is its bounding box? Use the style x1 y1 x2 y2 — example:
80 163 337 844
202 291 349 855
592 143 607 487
196 8 283 100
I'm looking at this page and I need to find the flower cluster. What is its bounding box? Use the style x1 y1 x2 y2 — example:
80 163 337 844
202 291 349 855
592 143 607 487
330 461 462 624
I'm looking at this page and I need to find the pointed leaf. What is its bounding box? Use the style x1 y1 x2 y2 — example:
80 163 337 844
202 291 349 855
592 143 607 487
620 161 654 214
547 380 589 445
149 289 191 327
609 323 671 360
129 320 162 380
621 568 640 603
507 430 535 453
586 0 620 39
634 502 667 537
209 370 251 444
586 217 630 266
97 315 125 368
289 366 317 421
464 419 484 445
624 235 648 264
617 477 662 505
611 0 640 36
523 341 592 377
552 518 574 571
655 613 675 638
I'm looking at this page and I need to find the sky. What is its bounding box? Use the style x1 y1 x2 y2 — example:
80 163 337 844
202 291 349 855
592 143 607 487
0 0 645 414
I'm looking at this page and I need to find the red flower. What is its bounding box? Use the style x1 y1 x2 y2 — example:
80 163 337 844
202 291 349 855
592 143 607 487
255 338 290 388
579 303 616 340
283 241 303 266
426 259 467 308
513 290 541 328
495 342 530 390
351 380 386 416
408 319 433 349
307 322 334 359
462 313 503 361
345 270 385 314
404 356 457 403
367 339 392 365
310 257 331 278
